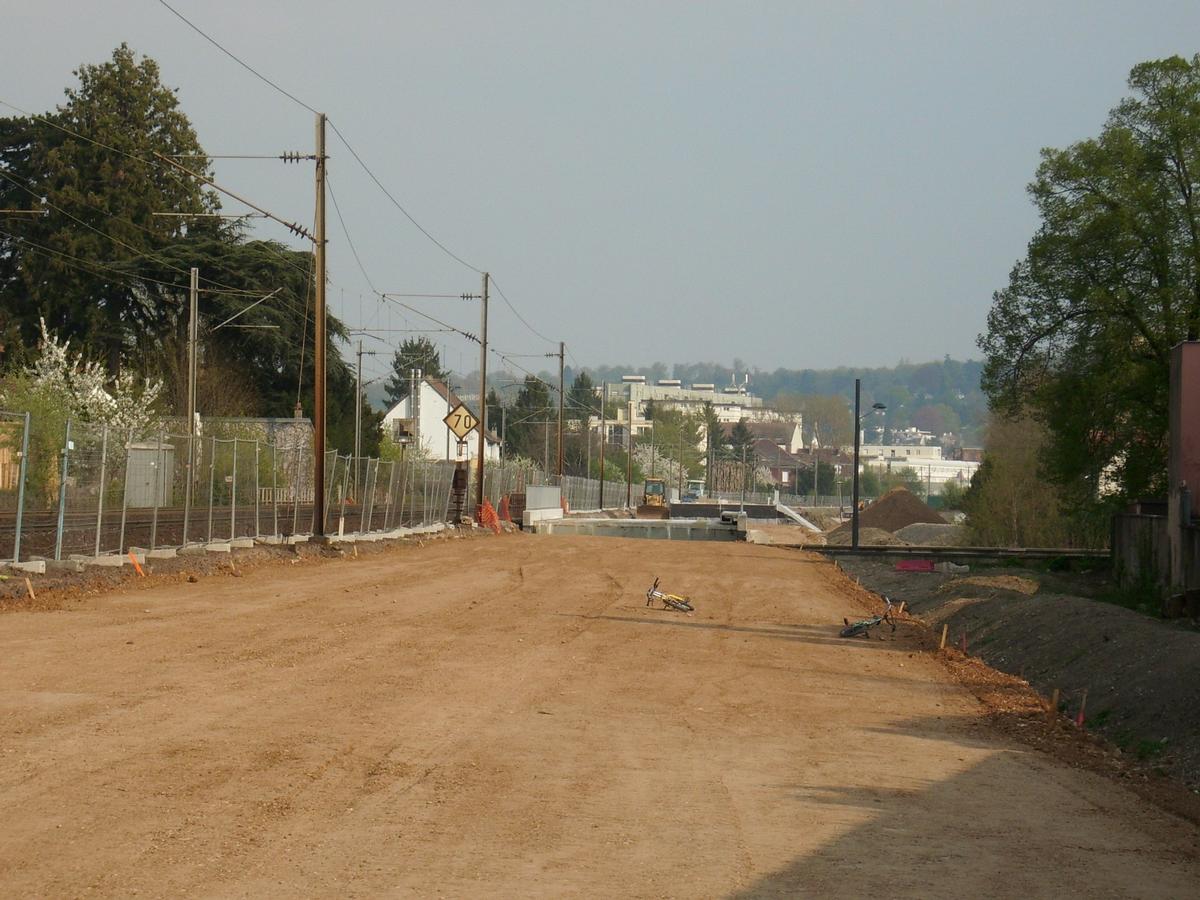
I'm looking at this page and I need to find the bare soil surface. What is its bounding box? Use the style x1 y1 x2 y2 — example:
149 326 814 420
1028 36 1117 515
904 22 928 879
837 556 1200 788
2 536 1198 897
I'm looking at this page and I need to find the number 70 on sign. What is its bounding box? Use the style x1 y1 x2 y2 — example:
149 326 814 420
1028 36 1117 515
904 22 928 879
443 404 479 440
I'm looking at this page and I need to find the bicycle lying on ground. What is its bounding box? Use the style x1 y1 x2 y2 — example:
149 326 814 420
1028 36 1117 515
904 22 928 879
840 597 896 638
646 578 694 613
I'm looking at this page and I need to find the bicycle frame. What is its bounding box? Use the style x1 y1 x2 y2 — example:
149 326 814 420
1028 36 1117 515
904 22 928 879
840 598 896 638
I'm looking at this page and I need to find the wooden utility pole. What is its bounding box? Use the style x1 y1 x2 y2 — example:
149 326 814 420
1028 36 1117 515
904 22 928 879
475 272 489 513
598 383 607 509
557 341 565 478
313 112 328 537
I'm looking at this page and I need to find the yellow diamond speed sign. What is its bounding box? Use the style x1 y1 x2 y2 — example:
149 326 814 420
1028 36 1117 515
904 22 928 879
443 404 479 440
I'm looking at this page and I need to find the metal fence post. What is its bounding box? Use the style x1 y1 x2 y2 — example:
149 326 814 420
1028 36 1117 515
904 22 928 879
12 412 30 563
254 439 261 539
53 419 71 561
150 430 164 551
230 438 238 540
398 451 409 527
94 424 109 557
183 426 194 547
339 454 350 534
207 437 216 543
271 443 279 539
118 429 132 554
292 444 301 537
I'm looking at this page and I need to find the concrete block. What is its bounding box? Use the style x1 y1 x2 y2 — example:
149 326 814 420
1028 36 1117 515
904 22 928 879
85 554 127 568
5 560 46 575
126 548 149 564
146 548 176 560
45 558 84 573
205 542 232 554
523 506 565 528
178 545 206 557
230 538 254 549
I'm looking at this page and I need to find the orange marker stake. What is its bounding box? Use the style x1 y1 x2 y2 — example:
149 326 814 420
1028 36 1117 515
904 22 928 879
128 552 146 577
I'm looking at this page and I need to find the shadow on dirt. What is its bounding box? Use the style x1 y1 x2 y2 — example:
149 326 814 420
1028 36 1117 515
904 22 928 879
563 612 906 650
836 556 1200 787
729 746 1200 898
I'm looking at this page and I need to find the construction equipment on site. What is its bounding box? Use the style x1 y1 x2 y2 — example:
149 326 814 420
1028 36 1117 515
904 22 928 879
636 477 670 519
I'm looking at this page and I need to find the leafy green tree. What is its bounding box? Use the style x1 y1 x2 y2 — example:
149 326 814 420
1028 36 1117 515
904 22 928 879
980 55 1200 513
962 416 1084 547
0 44 216 372
383 336 447 404
801 394 853 447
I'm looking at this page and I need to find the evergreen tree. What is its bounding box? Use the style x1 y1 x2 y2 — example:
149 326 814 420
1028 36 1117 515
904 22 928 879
383 336 447 404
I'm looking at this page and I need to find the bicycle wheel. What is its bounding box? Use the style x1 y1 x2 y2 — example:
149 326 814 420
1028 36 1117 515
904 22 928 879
665 597 691 612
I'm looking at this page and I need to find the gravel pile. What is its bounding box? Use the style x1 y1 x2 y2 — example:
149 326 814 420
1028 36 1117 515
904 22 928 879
893 522 968 546
824 526 906 546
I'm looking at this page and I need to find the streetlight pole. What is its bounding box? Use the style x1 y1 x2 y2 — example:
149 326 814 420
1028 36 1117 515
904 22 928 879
851 380 886 550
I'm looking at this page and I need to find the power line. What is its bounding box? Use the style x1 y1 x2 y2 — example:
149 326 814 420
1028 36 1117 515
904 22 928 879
327 120 484 275
0 168 265 297
0 96 315 284
487 274 558 346
326 172 377 294
155 0 320 115
150 8 565 355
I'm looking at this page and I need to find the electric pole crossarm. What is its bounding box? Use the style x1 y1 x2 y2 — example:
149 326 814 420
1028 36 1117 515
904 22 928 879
153 153 317 242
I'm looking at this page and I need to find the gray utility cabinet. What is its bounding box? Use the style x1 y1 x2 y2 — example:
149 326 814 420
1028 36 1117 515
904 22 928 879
125 442 175 508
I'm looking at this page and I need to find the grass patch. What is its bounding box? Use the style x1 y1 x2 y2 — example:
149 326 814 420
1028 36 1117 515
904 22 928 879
1136 739 1167 761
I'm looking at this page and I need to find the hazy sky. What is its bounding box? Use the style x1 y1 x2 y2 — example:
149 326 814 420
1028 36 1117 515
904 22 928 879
4 1 1199 386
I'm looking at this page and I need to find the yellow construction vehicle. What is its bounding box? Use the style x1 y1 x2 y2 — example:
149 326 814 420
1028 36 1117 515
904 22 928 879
637 477 670 519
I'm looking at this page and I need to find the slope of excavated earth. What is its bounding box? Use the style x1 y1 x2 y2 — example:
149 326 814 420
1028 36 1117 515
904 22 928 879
836 556 1200 787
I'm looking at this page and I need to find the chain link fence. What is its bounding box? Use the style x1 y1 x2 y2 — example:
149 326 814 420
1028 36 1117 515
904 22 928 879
0 410 664 565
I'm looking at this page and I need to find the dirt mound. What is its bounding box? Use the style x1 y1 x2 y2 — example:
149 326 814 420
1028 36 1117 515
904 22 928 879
941 575 1040 596
858 487 944 532
824 526 906 546
894 522 968 546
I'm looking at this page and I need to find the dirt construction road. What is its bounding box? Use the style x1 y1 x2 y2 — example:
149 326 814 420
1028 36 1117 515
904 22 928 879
2 534 1198 897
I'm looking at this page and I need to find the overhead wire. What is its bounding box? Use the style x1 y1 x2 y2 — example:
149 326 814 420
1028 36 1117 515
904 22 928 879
150 8 569 357
154 0 320 116
0 96 318 288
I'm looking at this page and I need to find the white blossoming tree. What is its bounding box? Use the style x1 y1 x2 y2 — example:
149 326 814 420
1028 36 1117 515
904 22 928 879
0 320 165 503
20 319 163 432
